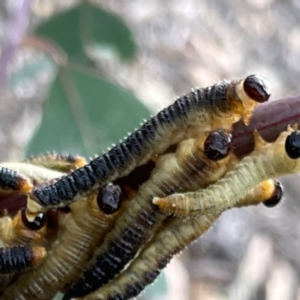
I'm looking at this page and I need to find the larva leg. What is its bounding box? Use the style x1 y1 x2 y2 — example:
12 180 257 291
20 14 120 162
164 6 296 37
25 152 86 172
0 245 46 274
63 130 232 300
88 180 283 300
154 128 300 217
2 184 123 300
26 75 269 214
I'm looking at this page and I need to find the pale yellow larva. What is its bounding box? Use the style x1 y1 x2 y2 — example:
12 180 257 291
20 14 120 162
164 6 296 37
154 127 298 217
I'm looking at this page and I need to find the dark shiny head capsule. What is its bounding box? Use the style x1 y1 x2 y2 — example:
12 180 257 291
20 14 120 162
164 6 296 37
285 131 300 159
21 209 48 231
263 180 283 208
204 129 231 161
97 184 122 215
243 75 270 103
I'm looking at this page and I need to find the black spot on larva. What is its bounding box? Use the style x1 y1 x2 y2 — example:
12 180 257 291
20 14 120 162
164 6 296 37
0 246 32 274
243 74 270 103
124 282 144 298
144 270 160 284
285 131 300 159
107 294 125 300
89 156 110 179
0 168 23 191
140 121 156 141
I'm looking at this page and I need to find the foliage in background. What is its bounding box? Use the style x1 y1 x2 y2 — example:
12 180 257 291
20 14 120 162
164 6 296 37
25 1 150 158
7 2 168 299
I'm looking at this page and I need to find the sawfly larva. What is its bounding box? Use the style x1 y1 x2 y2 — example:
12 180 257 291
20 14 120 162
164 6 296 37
25 151 87 173
26 75 270 214
63 129 233 299
154 127 298 217
2 183 124 300
87 179 282 300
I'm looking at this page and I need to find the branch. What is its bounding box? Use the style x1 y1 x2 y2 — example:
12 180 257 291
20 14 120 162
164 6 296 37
232 94 300 156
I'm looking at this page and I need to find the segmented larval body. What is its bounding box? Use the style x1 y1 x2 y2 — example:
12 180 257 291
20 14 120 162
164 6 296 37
88 178 283 300
63 130 232 299
27 75 270 213
154 128 300 217
25 152 86 173
2 189 122 300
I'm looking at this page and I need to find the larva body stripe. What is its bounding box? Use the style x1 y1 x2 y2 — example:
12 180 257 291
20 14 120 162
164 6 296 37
154 128 300 217
85 215 218 300
27 75 270 213
2 191 122 300
25 152 86 172
89 179 281 300
0 245 45 274
63 133 231 299
0 167 32 194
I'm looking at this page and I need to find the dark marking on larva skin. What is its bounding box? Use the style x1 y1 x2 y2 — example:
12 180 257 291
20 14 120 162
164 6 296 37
85 215 217 300
0 167 32 194
0 246 37 274
28 75 269 212
63 133 232 299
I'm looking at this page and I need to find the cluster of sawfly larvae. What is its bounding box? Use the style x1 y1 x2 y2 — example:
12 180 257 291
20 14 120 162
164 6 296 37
1 74 299 300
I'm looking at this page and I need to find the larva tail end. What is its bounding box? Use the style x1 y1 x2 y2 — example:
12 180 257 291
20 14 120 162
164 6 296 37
74 156 87 168
31 246 47 266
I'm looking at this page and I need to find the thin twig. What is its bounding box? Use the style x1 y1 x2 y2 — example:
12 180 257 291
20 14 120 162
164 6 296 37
232 94 300 156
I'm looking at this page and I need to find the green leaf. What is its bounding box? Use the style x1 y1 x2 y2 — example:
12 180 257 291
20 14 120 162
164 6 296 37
34 3 137 64
26 65 150 158
8 53 57 91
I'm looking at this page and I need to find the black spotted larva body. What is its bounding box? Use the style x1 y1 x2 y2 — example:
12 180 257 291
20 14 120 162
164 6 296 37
27 75 270 214
85 178 282 300
63 130 233 299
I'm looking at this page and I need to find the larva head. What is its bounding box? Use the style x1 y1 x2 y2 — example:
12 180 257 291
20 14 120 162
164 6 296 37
204 129 232 161
270 128 300 174
285 131 300 159
12 210 48 242
21 209 48 231
263 180 283 208
233 75 270 125
97 184 122 215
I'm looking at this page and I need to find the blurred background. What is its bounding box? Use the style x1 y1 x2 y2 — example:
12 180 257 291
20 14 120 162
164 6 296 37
1 0 300 299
